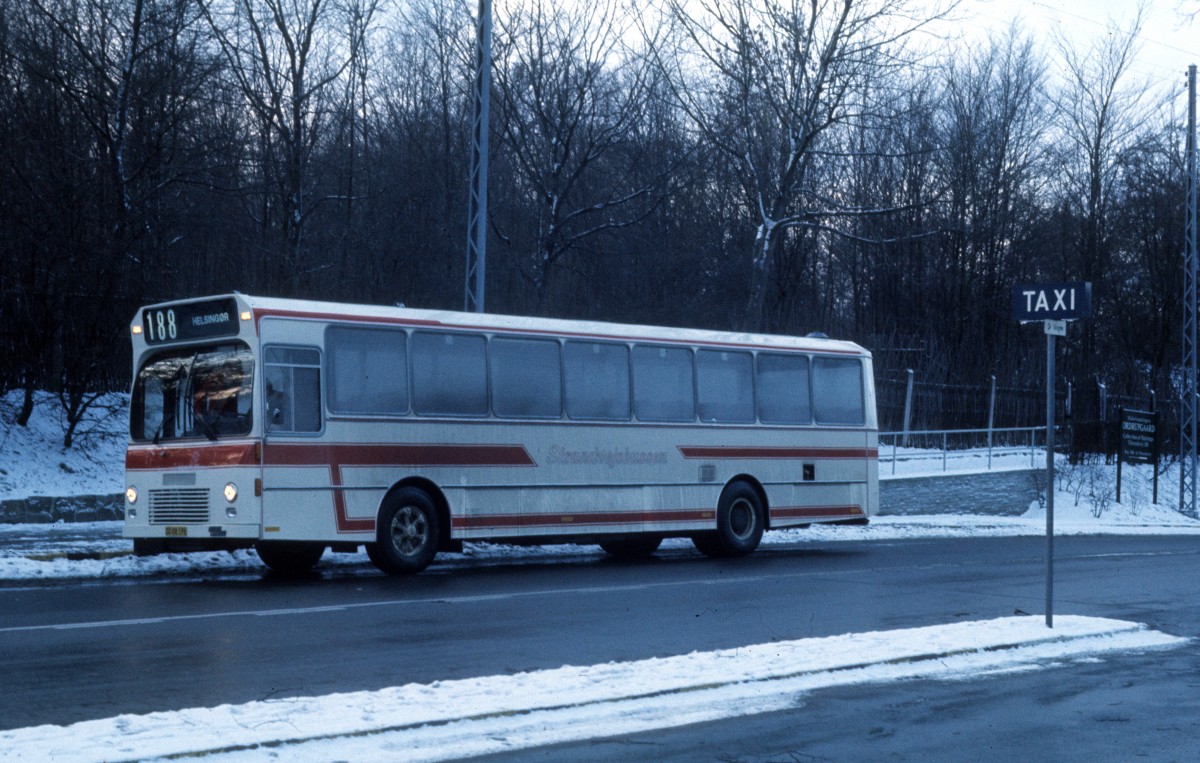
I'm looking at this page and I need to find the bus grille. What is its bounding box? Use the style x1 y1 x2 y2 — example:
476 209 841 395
148 488 210 524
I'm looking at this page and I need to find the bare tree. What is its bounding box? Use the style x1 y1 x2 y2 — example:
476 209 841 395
1108 118 1184 399
933 26 1049 368
3 0 217 437
491 0 667 310
1051 4 1149 288
368 0 474 307
198 0 380 290
1049 4 1150 410
650 0 951 331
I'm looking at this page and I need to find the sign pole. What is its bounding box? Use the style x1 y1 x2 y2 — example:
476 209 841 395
1013 281 1088 630
1147 410 1156 506
1045 328 1055 629
1116 409 1124 504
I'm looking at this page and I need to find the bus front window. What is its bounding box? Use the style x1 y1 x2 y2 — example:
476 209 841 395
132 343 254 442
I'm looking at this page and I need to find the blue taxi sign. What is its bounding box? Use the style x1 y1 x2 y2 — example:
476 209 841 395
1012 282 1092 322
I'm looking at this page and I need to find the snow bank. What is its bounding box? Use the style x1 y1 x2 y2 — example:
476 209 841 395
0 615 1184 763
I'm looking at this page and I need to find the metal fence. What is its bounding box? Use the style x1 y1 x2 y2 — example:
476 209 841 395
879 425 1048 475
875 369 1175 461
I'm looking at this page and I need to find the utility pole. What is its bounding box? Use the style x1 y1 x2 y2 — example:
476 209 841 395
464 0 492 313
1182 65 1198 517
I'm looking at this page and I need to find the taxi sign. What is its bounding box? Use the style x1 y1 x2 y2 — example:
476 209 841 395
1013 282 1091 322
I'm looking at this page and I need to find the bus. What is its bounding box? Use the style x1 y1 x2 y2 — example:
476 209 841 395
124 294 878 574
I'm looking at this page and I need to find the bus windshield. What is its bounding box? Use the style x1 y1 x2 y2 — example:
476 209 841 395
131 343 254 442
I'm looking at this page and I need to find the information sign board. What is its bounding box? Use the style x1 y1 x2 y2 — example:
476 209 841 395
1044 319 1066 337
1120 409 1157 465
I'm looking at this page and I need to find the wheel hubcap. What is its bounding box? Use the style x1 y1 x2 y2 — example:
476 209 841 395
729 498 755 540
390 505 429 557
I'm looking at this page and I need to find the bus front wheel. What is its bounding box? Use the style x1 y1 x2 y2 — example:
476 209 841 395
693 482 764 558
369 488 441 575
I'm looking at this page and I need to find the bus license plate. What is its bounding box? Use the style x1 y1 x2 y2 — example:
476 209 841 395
165 526 188 537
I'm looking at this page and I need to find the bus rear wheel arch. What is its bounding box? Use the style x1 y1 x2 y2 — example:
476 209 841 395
692 480 765 558
368 486 442 574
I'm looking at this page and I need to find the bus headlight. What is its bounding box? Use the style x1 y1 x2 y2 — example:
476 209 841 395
125 486 138 504
223 482 239 503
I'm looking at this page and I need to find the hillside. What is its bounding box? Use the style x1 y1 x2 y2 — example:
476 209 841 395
0 391 127 501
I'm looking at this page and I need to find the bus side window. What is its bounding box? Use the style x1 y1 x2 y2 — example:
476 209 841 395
326 326 408 415
757 353 811 424
412 331 488 416
491 337 562 418
265 346 322 433
812 357 865 426
632 345 694 422
696 349 754 423
564 341 630 421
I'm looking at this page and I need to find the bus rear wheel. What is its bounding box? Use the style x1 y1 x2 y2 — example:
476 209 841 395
692 482 764 558
255 541 326 574
370 487 441 575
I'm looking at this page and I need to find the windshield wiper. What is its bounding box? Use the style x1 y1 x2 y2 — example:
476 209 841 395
181 350 218 442
196 411 219 442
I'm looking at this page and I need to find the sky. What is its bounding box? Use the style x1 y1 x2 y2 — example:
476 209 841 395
940 0 1197 93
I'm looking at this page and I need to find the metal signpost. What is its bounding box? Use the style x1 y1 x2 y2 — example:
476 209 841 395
1013 282 1092 628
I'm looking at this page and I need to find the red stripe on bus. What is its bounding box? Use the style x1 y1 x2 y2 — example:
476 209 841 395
328 464 374 533
126 443 258 470
770 505 864 519
453 508 716 530
260 443 535 534
678 446 878 460
263 443 537 467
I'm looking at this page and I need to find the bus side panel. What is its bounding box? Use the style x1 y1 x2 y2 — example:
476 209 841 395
450 484 719 539
765 482 870 527
260 461 361 541
865 433 879 518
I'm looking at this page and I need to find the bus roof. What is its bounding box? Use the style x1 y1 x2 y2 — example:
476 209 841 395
145 294 871 357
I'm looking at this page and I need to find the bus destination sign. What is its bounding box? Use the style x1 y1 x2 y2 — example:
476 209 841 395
142 297 241 344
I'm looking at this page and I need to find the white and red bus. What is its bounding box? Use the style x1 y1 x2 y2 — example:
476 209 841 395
124 294 878 574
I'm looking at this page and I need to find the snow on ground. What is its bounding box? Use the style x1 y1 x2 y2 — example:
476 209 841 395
0 615 1186 763
0 390 127 500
